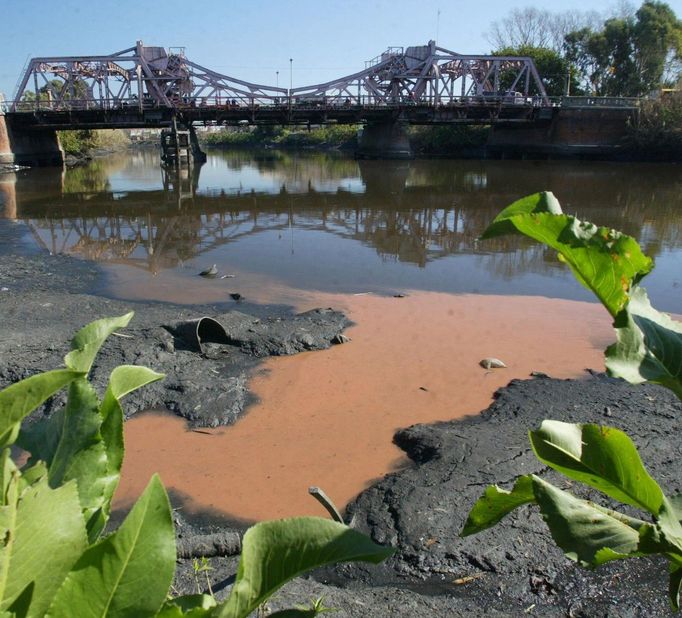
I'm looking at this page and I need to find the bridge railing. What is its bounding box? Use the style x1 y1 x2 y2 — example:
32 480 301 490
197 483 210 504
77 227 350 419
2 94 643 115
4 93 545 112
555 96 641 108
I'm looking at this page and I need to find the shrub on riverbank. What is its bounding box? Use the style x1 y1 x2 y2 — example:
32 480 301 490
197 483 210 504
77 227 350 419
627 91 682 159
408 125 490 155
59 129 130 156
203 123 492 155
201 124 358 150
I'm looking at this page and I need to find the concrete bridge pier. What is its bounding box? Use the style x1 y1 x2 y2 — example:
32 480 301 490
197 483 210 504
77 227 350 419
0 113 64 167
356 121 412 159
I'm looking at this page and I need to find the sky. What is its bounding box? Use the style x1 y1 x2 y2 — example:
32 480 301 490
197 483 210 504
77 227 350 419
2 0 682 98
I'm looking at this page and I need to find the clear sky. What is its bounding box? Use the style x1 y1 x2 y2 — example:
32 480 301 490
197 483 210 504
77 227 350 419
2 0 682 98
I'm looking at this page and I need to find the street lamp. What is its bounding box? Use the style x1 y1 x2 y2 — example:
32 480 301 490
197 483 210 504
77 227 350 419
289 58 293 92
276 71 279 88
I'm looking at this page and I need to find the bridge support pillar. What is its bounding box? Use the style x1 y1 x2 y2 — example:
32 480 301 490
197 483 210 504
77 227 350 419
0 114 63 167
189 125 207 163
356 122 412 159
0 114 14 166
0 173 17 219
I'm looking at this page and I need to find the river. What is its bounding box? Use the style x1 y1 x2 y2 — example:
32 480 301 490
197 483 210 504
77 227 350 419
1 149 681 522
3 148 681 310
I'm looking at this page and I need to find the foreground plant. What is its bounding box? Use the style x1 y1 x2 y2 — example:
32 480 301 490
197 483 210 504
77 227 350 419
462 421 682 609
462 192 682 610
0 313 392 617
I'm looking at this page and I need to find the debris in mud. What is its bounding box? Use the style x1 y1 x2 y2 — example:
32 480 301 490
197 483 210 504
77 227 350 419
530 371 549 378
479 357 507 369
198 264 218 277
1 298 350 428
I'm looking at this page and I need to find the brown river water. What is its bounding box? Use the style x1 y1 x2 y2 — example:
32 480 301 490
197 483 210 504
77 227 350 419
2 149 681 522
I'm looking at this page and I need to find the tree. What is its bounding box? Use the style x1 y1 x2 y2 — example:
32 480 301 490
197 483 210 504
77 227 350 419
634 1 682 91
487 7 601 53
493 45 582 96
564 1 682 96
564 28 609 95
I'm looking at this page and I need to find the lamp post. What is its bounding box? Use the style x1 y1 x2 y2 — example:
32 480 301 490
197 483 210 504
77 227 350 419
276 71 279 89
289 58 293 92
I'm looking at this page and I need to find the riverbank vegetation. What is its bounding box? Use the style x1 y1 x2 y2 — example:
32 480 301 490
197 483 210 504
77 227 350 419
408 125 489 155
201 124 358 150
59 129 130 157
627 90 682 158
201 124 492 157
488 2 682 158
488 2 682 98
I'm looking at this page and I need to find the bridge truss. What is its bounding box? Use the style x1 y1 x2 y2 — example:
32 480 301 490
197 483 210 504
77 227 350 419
9 39 549 114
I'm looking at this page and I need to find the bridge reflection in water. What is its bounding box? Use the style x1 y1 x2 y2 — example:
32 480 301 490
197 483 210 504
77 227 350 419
3 150 682 310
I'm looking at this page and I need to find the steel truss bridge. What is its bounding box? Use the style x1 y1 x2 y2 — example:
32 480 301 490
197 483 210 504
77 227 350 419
3 40 564 129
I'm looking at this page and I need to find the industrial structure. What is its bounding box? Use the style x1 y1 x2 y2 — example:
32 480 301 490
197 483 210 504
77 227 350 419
0 40 639 165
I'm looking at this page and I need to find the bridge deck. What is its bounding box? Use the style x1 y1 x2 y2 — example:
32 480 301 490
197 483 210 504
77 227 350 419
5 101 552 131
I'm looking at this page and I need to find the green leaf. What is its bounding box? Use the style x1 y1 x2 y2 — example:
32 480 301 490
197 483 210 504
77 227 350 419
0 476 87 618
17 462 47 494
529 421 664 516
17 412 63 470
461 475 535 536
671 562 682 611
480 191 653 317
20 365 163 542
86 366 164 540
0 452 17 506
64 312 134 374
532 475 642 567
216 517 394 618
658 498 682 556
671 495 682 523
7 580 34 617
47 380 106 492
19 377 110 542
156 595 216 617
46 474 175 618
0 369 82 449
103 365 165 404
99 366 165 474
606 286 682 398
481 191 563 238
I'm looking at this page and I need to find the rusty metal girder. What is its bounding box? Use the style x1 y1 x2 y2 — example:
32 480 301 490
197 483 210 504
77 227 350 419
9 39 549 114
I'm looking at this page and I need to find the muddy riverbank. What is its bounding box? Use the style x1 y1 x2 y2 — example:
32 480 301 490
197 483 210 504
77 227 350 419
165 373 680 617
1 218 679 616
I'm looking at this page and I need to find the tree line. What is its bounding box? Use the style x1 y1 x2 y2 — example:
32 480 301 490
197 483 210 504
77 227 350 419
489 1 682 97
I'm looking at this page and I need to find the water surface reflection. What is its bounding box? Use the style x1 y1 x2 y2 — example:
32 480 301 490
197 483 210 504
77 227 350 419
3 150 681 310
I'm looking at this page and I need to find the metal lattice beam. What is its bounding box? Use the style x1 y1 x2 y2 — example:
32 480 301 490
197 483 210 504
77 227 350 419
10 39 549 113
